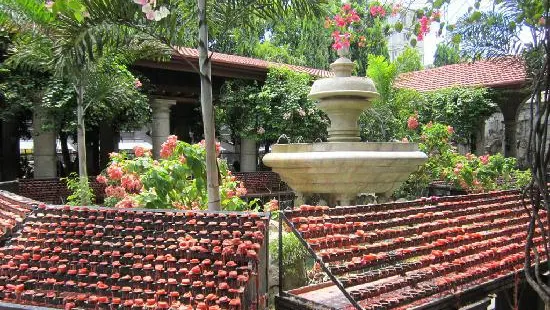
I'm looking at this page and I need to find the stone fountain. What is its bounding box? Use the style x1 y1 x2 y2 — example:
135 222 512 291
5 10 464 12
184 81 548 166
262 49 427 206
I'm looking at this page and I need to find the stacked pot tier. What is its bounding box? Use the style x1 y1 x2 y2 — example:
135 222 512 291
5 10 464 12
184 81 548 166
0 191 34 240
283 190 547 310
0 204 268 310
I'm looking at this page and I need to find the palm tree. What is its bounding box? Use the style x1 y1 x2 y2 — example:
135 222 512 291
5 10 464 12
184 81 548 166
1 0 326 209
0 0 167 204
81 0 327 210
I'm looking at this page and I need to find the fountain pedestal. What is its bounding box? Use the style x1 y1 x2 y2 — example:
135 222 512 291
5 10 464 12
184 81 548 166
263 50 427 206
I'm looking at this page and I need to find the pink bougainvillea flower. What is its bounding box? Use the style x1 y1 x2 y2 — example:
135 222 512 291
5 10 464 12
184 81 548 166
160 135 178 158
342 3 351 11
134 146 145 157
96 175 107 184
145 10 156 21
334 15 347 27
370 5 386 17
236 182 247 197
106 185 126 199
107 164 123 180
115 196 137 208
407 115 419 130
134 78 142 88
226 190 235 198
480 154 490 165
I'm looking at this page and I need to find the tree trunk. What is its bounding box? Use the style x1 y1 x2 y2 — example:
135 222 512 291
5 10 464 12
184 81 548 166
76 85 90 205
197 0 221 211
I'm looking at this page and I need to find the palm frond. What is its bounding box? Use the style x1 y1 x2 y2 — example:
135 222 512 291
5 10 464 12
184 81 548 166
5 32 54 72
0 0 55 37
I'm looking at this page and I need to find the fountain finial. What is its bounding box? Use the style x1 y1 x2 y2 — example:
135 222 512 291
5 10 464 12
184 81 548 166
308 49 379 142
331 47 355 77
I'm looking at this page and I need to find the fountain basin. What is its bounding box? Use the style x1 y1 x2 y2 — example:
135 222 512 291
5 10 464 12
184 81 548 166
263 142 427 203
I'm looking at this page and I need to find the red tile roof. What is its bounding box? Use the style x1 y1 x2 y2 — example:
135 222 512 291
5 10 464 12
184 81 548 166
395 59 527 92
173 47 333 78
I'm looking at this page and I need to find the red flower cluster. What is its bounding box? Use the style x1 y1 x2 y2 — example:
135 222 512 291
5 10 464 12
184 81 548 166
198 140 222 156
369 5 386 17
407 114 419 130
324 4 361 51
417 15 431 41
120 174 142 192
133 146 150 157
160 135 178 159
107 164 123 180
105 185 126 199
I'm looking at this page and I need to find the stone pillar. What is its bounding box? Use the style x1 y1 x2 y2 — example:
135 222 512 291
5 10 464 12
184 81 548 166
474 123 485 156
503 120 517 158
240 138 257 172
151 99 176 159
33 107 57 178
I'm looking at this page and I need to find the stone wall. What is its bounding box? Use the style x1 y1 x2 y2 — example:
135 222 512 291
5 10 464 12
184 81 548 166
9 172 290 205
233 171 291 194
483 102 550 168
17 178 106 204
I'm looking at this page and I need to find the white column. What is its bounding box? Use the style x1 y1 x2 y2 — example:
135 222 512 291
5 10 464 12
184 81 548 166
33 107 57 178
240 138 257 172
151 98 176 159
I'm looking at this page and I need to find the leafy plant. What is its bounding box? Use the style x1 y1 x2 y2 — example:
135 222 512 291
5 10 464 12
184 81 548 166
433 43 461 67
217 66 328 144
269 227 309 288
394 121 530 199
63 172 95 205
394 46 423 74
366 54 396 102
99 136 255 211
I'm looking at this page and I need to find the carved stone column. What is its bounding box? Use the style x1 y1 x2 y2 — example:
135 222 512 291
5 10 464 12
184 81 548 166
151 99 176 158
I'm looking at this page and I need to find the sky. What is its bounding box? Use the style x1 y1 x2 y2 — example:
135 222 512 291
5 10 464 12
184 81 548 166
420 0 533 65
422 0 493 65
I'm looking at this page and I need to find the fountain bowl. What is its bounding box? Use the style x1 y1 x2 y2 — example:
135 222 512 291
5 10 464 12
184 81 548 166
262 142 427 203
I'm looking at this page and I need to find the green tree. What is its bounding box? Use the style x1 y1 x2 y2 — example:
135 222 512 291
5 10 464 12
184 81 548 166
217 66 328 145
433 43 461 67
394 46 423 73
0 0 163 203
366 54 396 102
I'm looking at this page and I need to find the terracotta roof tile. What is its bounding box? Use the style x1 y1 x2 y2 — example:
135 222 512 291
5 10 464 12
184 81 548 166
0 201 269 309
173 47 333 78
395 58 527 92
